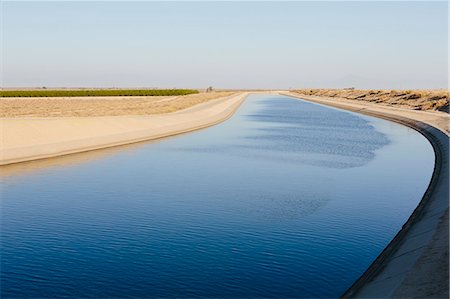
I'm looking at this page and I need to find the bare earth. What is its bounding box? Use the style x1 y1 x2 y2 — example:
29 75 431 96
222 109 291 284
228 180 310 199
0 92 234 117
293 89 449 112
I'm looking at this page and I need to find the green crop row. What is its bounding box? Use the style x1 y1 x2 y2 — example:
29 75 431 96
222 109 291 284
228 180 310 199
0 89 199 97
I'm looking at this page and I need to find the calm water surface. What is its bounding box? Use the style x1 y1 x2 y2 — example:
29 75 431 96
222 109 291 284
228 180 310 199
1 95 434 298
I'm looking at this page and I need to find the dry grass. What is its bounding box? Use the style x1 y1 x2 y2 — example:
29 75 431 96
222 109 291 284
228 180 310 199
292 89 449 113
0 92 234 117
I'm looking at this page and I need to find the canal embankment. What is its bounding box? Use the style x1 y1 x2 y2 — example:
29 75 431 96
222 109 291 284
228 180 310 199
283 91 449 298
0 93 247 165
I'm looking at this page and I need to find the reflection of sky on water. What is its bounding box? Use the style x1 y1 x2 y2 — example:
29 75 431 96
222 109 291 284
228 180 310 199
1 94 434 298
174 96 389 169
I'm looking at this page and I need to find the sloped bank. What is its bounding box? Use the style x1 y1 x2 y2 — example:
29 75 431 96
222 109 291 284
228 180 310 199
0 93 248 165
283 91 449 298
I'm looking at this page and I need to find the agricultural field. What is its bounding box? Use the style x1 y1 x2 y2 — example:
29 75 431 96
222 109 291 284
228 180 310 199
0 89 199 97
0 91 234 117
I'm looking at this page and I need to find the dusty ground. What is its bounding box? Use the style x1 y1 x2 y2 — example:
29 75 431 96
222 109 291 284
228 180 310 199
0 93 247 165
0 92 234 117
292 89 449 113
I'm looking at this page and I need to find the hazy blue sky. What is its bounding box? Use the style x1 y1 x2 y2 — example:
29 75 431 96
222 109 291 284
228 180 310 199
2 1 448 89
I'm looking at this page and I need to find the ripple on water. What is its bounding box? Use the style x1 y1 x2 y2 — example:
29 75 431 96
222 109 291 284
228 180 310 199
0 94 434 298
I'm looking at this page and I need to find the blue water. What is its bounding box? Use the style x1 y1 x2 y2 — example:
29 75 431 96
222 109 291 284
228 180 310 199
0 95 434 298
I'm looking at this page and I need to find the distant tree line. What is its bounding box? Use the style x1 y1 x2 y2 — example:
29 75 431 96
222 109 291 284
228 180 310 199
0 89 199 97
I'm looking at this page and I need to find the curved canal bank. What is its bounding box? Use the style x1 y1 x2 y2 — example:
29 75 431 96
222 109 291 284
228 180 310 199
284 92 449 298
1 94 435 298
0 93 247 165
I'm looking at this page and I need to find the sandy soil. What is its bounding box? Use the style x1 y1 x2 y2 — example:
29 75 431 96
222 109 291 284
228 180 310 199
0 93 247 165
0 92 234 117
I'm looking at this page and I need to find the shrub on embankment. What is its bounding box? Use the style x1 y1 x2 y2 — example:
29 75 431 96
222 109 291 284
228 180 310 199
0 89 199 97
292 89 449 113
